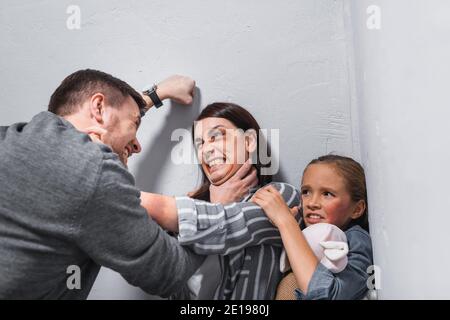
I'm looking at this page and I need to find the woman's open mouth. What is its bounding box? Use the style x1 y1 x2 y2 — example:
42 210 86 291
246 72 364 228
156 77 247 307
207 157 226 174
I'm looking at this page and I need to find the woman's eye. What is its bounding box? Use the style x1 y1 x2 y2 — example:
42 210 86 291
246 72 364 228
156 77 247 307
301 190 310 196
210 130 224 141
323 191 334 197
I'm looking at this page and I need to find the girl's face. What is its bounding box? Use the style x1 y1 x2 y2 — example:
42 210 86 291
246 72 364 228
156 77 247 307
300 163 361 229
194 117 255 186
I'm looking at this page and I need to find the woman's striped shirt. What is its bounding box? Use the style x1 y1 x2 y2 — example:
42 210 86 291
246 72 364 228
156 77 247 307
175 182 300 300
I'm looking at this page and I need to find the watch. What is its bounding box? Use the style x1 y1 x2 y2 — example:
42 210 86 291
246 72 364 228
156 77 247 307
143 84 163 108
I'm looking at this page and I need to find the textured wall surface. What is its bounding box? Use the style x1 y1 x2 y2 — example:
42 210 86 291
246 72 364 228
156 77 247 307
0 0 357 299
348 0 450 299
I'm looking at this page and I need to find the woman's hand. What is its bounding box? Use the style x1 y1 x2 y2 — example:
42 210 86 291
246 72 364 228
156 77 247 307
209 160 258 204
251 184 298 227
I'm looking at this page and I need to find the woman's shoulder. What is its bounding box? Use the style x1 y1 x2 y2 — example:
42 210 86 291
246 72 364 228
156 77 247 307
263 181 298 193
263 181 300 205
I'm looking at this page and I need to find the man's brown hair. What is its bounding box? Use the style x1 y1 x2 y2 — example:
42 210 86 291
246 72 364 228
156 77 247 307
48 69 146 117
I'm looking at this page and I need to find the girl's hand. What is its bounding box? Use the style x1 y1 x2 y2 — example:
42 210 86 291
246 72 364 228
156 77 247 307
251 185 297 227
253 186 318 294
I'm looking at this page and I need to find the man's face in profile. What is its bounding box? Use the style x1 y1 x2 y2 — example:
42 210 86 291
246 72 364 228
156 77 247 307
102 96 142 167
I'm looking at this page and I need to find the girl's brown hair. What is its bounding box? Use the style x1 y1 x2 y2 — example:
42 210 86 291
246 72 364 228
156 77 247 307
189 102 272 201
302 155 369 232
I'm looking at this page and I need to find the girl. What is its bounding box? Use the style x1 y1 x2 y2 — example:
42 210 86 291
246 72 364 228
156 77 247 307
252 155 373 300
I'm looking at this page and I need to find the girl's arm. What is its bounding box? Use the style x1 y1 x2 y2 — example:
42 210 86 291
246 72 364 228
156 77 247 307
252 185 318 293
252 185 373 300
277 216 319 293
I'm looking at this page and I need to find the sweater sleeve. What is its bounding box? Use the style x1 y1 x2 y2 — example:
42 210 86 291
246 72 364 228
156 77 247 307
73 155 205 298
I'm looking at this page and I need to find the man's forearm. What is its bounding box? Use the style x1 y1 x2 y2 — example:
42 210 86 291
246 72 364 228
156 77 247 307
140 191 179 232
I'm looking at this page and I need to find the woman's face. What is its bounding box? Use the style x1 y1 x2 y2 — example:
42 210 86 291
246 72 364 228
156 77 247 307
194 117 255 186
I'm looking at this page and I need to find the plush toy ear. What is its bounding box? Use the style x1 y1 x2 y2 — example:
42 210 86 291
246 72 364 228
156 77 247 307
320 241 349 261
320 241 349 273
351 200 366 220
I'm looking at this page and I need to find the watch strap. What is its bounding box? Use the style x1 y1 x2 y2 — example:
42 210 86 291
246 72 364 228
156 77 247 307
144 85 163 108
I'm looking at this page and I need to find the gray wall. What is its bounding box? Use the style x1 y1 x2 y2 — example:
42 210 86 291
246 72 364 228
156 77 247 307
348 0 450 299
0 0 357 299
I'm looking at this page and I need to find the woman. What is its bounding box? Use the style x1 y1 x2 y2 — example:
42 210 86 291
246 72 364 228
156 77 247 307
141 102 299 300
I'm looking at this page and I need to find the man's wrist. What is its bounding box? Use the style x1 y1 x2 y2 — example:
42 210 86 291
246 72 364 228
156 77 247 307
143 84 164 108
155 84 168 101
141 93 152 109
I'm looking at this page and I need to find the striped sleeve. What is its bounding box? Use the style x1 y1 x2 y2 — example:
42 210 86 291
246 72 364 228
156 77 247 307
176 182 300 255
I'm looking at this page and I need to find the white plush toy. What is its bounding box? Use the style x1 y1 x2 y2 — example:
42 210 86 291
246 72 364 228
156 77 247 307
280 222 349 274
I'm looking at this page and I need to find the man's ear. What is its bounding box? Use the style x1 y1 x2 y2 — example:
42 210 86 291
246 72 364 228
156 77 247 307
245 129 257 154
351 200 366 220
89 93 106 124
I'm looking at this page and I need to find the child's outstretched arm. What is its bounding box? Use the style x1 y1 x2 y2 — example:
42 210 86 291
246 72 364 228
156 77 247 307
251 185 318 293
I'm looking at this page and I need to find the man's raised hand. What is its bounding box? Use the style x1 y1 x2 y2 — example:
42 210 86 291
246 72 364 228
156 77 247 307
157 75 195 105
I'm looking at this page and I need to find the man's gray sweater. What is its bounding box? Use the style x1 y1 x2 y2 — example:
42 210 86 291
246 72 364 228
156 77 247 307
0 111 203 299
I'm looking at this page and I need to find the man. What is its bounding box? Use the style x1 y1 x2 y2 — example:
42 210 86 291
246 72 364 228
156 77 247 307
0 69 204 299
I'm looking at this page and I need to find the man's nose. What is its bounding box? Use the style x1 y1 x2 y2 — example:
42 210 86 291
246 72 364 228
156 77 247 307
131 139 142 154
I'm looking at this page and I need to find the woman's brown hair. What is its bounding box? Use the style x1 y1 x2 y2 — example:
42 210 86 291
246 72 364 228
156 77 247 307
301 155 370 232
189 102 272 201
